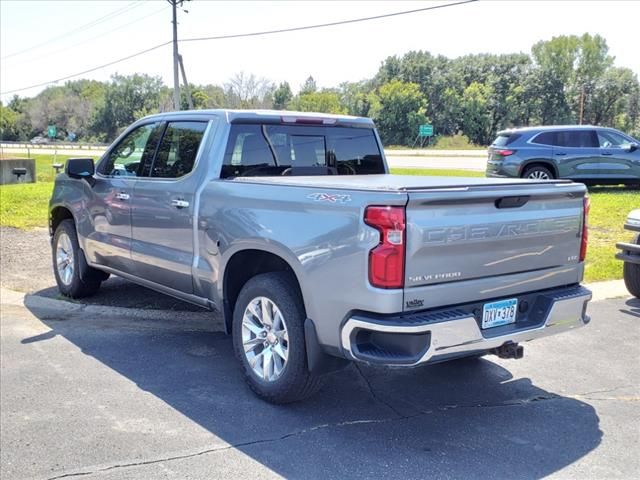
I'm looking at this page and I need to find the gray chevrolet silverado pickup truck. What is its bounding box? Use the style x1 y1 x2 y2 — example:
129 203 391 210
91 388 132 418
50 110 592 403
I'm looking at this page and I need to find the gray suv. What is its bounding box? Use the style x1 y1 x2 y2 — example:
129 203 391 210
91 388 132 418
486 125 640 185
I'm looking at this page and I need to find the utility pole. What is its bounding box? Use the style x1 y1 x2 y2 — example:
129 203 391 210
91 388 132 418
178 54 194 109
579 85 585 125
170 0 181 111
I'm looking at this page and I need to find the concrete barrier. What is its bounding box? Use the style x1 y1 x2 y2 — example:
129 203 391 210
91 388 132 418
0 158 36 184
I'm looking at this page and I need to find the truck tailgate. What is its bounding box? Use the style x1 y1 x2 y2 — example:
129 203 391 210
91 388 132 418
405 183 586 288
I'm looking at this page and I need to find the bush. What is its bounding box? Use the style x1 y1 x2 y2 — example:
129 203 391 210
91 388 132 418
432 133 478 150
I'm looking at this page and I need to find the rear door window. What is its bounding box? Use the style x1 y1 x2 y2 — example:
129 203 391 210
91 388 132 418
221 124 384 178
556 130 599 148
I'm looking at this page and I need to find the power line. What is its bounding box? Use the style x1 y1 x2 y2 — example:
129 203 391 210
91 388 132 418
1 42 172 95
6 5 169 67
0 0 478 96
181 0 478 44
1 1 143 60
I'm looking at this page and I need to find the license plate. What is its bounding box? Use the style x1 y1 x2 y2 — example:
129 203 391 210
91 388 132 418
482 298 518 329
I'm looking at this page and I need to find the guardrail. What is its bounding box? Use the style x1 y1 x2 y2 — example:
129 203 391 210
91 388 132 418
0 141 108 150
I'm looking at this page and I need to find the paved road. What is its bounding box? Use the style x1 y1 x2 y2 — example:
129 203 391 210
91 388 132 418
1 294 638 479
385 154 486 171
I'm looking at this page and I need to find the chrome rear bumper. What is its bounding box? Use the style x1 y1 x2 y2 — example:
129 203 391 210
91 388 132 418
341 286 592 367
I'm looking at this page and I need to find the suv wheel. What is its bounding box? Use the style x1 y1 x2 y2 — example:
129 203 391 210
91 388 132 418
623 235 640 298
232 272 323 403
52 219 103 298
523 165 554 180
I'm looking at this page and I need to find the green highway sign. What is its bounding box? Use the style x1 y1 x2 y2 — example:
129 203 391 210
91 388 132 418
47 125 57 138
419 124 433 137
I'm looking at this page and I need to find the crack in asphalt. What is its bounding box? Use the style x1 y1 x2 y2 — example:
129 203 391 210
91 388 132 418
43 385 636 479
353 363 405 418
44 417 398 480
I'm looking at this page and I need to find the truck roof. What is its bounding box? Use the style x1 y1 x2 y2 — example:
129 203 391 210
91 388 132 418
141 109 374 126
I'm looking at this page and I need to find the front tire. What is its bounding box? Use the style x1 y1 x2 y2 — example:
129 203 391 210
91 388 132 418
52 219 102 298
623 235 640 298
232 272 323 403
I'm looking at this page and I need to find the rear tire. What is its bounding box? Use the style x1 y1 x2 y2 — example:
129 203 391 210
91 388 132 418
52 219 102 298
623 235 640 298
522 165 554 180
232 272 323 403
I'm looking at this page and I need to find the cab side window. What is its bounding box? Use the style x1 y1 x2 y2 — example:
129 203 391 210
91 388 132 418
100 123 160 177
150 121 208 178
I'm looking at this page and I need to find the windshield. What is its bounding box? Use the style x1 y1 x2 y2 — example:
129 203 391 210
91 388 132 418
221 124 385 178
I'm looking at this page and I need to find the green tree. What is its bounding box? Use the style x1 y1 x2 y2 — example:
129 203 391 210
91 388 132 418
92 74 163 141
289 90 346 114
0 103 21 140
375 80 427 145
461 82 493 145
300 76 317 95
339 80 380 118
273 82 293 110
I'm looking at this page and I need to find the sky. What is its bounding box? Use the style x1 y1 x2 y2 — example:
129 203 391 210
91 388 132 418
1 0 640 103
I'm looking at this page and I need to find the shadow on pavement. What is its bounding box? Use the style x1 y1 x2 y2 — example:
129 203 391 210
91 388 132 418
34 276 207 312
621 297 640 318
22 299 602 479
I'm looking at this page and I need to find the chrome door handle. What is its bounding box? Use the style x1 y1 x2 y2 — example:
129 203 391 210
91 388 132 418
601 152 612 156
115 192 130 200
171 199 189 209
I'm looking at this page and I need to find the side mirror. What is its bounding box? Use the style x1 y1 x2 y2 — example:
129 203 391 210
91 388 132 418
66 158 95 181
622 142 639 152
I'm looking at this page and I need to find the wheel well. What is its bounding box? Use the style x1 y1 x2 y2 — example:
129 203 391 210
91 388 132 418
521 161 557 178
50 207 74 235
223 250 302 333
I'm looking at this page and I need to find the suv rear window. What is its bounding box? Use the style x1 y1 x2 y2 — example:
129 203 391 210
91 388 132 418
221 124 384 178
492 133 520 147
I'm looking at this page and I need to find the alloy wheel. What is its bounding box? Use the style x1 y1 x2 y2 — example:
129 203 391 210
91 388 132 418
56 232 75 286
241 296 289 382
527 170 551 179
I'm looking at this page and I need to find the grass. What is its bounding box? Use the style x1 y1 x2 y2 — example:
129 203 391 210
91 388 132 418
0 181 53 229
385 134 485 151
1 159 635 282
583 188 638 282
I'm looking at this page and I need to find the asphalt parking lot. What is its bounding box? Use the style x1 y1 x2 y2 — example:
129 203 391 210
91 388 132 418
1 293 638 480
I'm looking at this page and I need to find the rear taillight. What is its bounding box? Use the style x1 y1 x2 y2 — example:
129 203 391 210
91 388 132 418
580 196 590 261
496 149 515 157
364 206 406 289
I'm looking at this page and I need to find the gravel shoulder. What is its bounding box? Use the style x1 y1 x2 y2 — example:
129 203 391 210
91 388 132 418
0 226 206 311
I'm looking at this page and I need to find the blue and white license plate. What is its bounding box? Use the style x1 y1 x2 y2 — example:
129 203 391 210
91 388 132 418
482 298 518 329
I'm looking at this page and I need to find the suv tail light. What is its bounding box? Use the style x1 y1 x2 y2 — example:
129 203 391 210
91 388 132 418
364 206 406 289
580 196 590 261
496 149 515 157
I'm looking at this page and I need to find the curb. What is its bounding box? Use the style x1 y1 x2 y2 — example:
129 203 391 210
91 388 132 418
1 287 225 332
